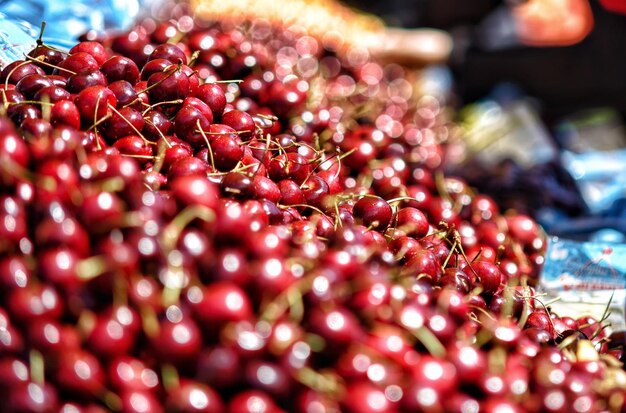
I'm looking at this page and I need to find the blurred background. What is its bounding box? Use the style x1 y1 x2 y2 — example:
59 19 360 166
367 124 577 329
344 0 626 240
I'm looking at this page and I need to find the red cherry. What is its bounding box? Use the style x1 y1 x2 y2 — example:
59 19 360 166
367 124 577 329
75 85 117 123
353 196 393 230
101 55 140 84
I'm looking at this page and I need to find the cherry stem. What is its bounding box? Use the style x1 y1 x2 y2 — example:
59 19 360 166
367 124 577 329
161 205 216 251
4 60 37 89
37 22 46 45
76 255 110 280
294 367 342 395
29 349 45 386
591 289 615 340
107 104 151 145
411 326 446 358
101 389 122 412
161 363 180 392
198 120 217 171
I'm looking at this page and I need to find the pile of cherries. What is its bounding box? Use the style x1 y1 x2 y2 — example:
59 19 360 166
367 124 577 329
0 12 625 413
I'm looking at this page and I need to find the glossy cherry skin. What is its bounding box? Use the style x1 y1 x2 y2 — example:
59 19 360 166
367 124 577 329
0 255 31 289
147 65 190 103
15 73 53 98
66 69 107 94
101 55 140 83
54 52 100 78
150 307 203 364
69 41 108 65
104 107 145 142
470 260 506 295
396 207 429 238
221 109 255 139
108 356 159 393
0 60 45 84
75 85 117 123
167 380 224 413
119 390 164 413
194 83 227 117
341 381 395 413
227 390 281 413
28 45 64 74
6 283 64 323
148 43 188 65
55 349 106 395
50 100 81 129
8 381 59 413
188 281 253 327
353 196 393 230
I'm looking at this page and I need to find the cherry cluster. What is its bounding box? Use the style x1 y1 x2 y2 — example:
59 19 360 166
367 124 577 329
0 14 624 413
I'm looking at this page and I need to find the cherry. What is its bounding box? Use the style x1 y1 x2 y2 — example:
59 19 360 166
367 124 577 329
189 281 253 327
194 83 227 117
6 283 64 323
104 107 145 141
69 41 108 65
147 65 190 103
74 85 117 123
101 55 140 84
448 342 487 384
183 97 214 123
28 45 64 74
245 359 291 398
353 196 393 230
396 206 429 238
0 356 30 390
55 349 105 395
212 133 244 171
168 156 209 179
66 69 107 94
525 310 556 338
38 246 81 292
140 58 172 81
34 214 87 256
209 248 251 285
174 105 211 148
8 381 59 413
148 43 188 65
33 85 72 103
54 52 100 78
108 356 159 393
301 175 329 209
221 109 256 139
27 319 81 355
196 345 242 389
403 248 442 283
170 175 219 210
119 390 164 413
307 305 364 346
143 109 173 140
113 135 154 162
227 390 283 413
15 73 53 98
471 260 505 294
166 380 224 413
50 100 81 129
342 381 394 413
0 60 45 84
221 172 253 200
278 179 306 206
150 306 203 363
86 312 137 358
0 255 31 289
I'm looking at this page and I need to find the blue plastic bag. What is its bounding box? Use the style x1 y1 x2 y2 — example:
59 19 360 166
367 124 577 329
0 0 143 66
